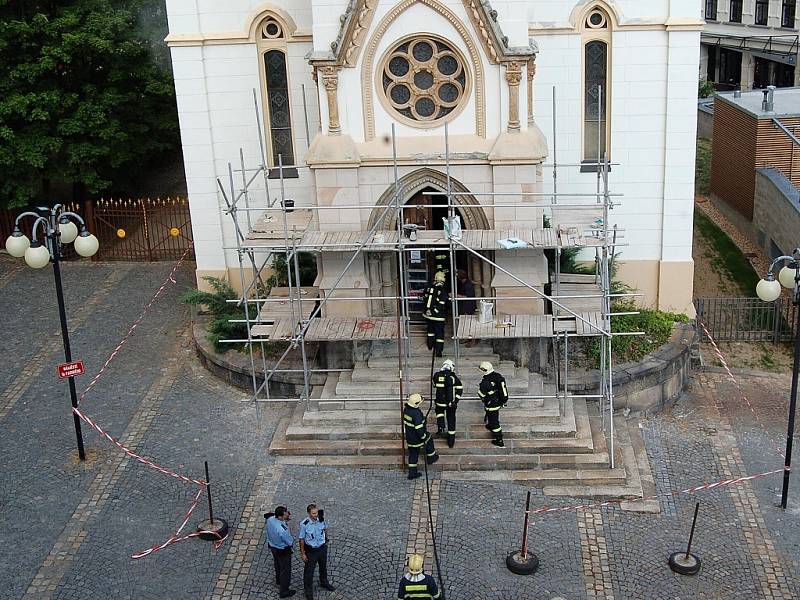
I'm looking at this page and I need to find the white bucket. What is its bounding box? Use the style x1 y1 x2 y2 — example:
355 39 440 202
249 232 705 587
478 300 493 324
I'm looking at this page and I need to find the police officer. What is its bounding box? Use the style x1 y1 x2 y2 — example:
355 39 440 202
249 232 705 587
423 271 448 357
403 393 439 480
432 359 462 448
298 503 336 599
397 554 441 599
265 505 296 597
478 361 508 447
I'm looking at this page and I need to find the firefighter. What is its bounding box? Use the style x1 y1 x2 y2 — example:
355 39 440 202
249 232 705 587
433 249 450 290
432 359 462 448
478 361 508 447
403 393 439 480
423 271 448 357
397 554 440 599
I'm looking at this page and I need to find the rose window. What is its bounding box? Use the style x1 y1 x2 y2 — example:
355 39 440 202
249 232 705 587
381 37 468 124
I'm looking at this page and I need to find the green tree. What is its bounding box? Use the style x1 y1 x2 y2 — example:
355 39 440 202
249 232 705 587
0 0 179 208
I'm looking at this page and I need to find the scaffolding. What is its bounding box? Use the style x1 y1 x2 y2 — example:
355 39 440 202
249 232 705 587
216 86 641 469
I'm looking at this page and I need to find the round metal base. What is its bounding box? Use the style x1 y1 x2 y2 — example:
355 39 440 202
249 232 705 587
668 551 701 575
506 550 539 575
197 518 229 542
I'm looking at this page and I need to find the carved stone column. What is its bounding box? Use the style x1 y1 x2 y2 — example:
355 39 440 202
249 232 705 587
320 66 341 135
527 58 536 126
505 61 523 133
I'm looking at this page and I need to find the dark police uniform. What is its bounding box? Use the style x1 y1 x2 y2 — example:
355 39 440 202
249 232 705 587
432 369 463 445
397 574 441 599
403 404 438 478
422 281 448 356
478 371 509 446
298 516 333 598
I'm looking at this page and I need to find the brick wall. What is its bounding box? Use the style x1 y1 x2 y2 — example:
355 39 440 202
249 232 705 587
710 98 758 219
753 168 800 257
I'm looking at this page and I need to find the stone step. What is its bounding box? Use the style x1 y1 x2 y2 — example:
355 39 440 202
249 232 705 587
441 467 628 486
350 361 518 383
301 405 564 427
366 353 503 370
334 372 529 397
368 339 495 359
310 395 558 415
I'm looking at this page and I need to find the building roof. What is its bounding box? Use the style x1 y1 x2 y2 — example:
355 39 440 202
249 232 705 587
716 86 800 119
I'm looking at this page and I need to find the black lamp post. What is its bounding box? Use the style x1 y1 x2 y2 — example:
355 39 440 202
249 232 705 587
755 247 800 509
5 205 100 460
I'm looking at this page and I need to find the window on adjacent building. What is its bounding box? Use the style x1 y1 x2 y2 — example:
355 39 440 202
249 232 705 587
755 0 769 25
729 0 743 22
257 17 296 170
783 0 797 28
582 7 611 168
705 0 717 20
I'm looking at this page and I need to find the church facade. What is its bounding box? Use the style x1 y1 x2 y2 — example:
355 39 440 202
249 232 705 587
165 0 702 314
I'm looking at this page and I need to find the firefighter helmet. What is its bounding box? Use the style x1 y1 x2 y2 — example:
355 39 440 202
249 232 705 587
479 361 493 374
406 393 423 408
441 359 455 371
434 271 446 283
406 554 425 575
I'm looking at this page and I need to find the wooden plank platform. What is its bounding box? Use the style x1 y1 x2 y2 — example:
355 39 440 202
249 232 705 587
305 317 403 341
456 314 555 339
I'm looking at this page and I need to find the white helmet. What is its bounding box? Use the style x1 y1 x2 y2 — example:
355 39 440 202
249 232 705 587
441 359 455 371
406 393 423 408
479 361 493 374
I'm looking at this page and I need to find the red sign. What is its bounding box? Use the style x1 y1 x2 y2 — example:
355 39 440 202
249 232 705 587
57 360 85 379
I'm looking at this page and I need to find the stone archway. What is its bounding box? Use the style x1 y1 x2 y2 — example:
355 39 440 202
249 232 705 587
367 167 490 231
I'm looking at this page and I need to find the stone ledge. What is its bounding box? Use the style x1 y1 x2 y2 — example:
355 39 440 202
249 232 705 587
569 323 696 415
192 320 323 397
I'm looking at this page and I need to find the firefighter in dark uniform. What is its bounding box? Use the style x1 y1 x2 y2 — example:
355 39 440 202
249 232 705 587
423 271 448 356
478 361 508 447
403 393 439 480
432 359 462 448
397 554 441 599
433 249 450 291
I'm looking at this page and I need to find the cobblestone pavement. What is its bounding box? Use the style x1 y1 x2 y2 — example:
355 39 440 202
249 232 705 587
1 256 799 599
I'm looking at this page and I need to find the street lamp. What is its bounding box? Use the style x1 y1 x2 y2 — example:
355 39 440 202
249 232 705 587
5 205 100 460
756 247 800 509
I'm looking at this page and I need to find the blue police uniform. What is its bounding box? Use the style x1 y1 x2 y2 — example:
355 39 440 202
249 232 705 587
266 516 295 597
299 516 335 598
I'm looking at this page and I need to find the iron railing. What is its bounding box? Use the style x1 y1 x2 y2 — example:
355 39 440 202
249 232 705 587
695 297 798 343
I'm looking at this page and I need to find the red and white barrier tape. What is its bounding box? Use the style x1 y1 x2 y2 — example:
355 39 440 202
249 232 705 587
78 246 192 407
698 319 786 460
528 466 786 516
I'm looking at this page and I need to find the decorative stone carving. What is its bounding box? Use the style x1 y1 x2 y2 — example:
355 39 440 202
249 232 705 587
320 66 341 135
461 0 499 63
343 0 377 67
527 58 536 125
505 61 524 132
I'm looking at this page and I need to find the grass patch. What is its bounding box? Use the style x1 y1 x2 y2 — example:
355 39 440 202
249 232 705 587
696 138 712 196
586 302 690 366
694 210 759 296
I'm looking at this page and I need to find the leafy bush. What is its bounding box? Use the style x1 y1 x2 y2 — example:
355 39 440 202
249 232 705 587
267 252 318 288
586 301 690 366
182 277 247 352
698 79 716 98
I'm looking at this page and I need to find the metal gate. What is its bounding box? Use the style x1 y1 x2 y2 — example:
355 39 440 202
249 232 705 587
695 297 798 343
87 197 194 261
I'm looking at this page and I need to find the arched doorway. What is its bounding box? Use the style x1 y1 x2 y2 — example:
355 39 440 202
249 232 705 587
366 168 492 320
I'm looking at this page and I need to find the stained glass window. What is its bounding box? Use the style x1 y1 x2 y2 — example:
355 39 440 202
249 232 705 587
264 50 294 166
584 41 608 162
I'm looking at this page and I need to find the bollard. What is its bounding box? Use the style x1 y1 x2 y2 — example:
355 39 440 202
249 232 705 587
197 461 230 542
668 502 702 575
506 490 539 575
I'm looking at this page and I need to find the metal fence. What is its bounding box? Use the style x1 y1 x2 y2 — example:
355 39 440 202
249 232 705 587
695 297 798 343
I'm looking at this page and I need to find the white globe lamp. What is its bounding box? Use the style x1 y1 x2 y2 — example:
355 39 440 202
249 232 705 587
5 229 30 258
24 242 51 269
58 218 79 244
756 277 782 302
778 265 798 290
74 230 99 257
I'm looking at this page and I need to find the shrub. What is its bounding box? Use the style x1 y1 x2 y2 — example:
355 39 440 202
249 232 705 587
182 277 247 352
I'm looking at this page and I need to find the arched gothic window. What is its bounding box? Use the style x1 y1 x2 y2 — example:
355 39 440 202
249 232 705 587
257 17 295 168
582 6 611 167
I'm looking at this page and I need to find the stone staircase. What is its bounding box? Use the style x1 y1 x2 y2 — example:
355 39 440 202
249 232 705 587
269 336 656 502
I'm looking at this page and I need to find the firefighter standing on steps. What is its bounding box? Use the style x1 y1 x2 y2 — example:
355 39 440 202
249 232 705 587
478 361 508 447
403 393 439 480
423 271 448 357
432 359 462 448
